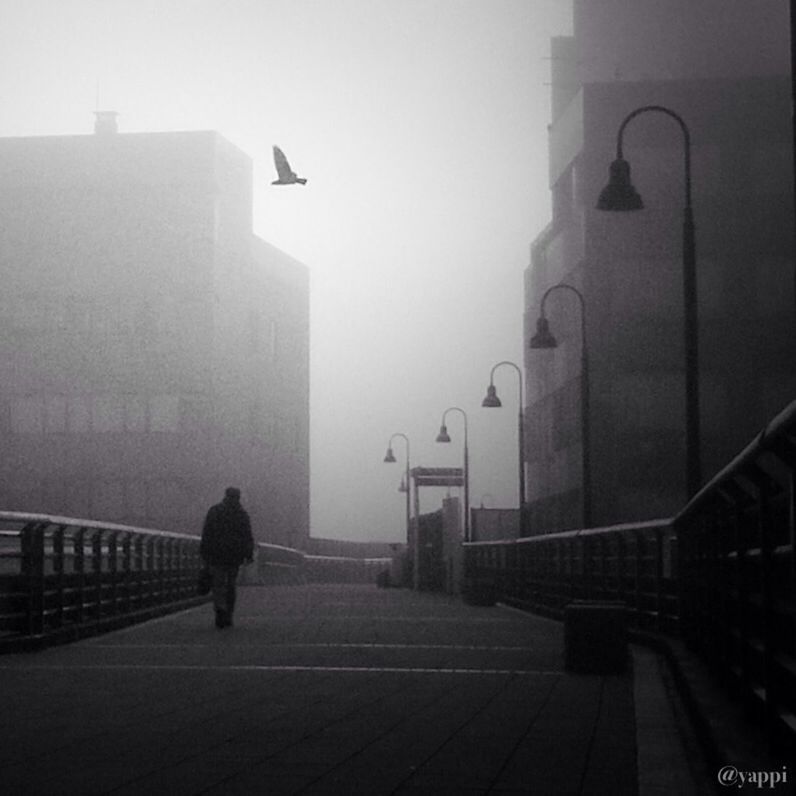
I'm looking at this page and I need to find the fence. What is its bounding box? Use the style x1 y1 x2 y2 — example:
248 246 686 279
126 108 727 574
463 517 677 628
464 398 796 752
0 512 307 651
247 541 306 585
676 399 796 751
304 555 393 583
0 512 207 651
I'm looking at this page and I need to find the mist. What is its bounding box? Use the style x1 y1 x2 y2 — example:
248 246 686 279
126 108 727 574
0 0 574 543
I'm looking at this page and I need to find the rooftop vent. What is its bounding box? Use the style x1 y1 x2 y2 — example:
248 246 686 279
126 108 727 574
93 110 118 135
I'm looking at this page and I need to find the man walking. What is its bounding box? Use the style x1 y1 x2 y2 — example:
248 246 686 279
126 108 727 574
200 487 254 629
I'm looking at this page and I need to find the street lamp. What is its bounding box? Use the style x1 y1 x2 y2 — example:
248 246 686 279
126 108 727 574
530 283 592 528
435 407 470 542
597 104 701 497
481 361 526 534
383 433 411 550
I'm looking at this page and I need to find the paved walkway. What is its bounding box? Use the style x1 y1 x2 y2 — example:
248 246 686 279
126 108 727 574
0 584 699 795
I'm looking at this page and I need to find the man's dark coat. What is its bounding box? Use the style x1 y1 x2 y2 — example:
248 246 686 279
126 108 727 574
200 498 254 566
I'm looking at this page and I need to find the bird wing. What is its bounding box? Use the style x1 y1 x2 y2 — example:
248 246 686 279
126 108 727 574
273 145 292 180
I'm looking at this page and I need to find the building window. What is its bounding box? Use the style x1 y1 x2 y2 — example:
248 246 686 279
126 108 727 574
11 395 43 433
270 320 279 362
93 395 126 432
126 395 148 432
67 395 92 432
44 395 67 433
248 310 262 352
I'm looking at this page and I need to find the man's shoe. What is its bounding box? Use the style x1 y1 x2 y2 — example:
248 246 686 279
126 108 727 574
215 609 226 629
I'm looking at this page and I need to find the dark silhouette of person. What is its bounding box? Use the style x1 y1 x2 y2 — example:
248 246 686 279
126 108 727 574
200 487 254 629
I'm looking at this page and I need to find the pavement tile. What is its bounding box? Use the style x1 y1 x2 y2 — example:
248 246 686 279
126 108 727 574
0 584 649 795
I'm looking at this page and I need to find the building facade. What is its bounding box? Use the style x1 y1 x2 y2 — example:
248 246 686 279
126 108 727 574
0 122 309 548
525 0 795 532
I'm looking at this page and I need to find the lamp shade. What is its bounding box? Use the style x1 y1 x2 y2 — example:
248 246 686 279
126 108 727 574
436 424 451 443
481 384 502 408
596 157 643 211
530 316 558 349
383 447 397 463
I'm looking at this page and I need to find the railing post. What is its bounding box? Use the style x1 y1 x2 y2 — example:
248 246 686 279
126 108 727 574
568 538 575 601
584 536 593 600
156 537 166 604
617 533 627 606
144 537 155 606
74 528 86 625
654 526 664 632
108 532 118 616
735 492 752 705
121 533 132 614
133 534 144 609
634 530 644 626
53 525 66 630
598 535 607 600
21 522 46 637
92 531 103 624
753 471 778 749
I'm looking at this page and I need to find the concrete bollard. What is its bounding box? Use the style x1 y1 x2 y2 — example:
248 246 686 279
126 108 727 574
564 600 628 674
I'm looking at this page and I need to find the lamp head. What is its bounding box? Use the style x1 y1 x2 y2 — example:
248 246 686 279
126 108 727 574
481 383 502 408
383 447 397 463
530 316 558 349
596 157 644 211
435 424 451 443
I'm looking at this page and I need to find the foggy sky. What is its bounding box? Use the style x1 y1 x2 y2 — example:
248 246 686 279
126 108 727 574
0 0 573 543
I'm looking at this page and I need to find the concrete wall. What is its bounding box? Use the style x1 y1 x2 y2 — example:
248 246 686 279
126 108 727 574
471 508 520 542
526 2 795 533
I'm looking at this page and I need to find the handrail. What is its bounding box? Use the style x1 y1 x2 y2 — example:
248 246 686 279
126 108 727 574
464 518 671 547
463 397 796 753
0 511 399 642
677 399 796 520
674 398 796 754
303 554 394 584
0 512 308 650
0 511 199 540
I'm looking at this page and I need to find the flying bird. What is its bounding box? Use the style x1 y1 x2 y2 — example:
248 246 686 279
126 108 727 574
272 145 307 185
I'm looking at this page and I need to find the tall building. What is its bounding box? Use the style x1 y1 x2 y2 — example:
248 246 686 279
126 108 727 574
0 118 310 548
525 0 795 532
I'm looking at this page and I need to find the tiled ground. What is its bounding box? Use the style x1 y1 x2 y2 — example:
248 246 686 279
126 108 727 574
0 584 638 795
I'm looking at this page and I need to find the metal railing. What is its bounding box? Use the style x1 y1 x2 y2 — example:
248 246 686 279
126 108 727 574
0 511 400 649
304 555 393 583
676 399 796 749
464 398 796 750
463 518 677 629
0 512 309 650
246 541 307 585
0 512 207 650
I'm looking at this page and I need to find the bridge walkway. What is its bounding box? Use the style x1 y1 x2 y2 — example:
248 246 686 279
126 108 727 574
0 583 704 795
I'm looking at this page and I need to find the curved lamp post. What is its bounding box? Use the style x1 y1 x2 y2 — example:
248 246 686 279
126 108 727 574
530 283 591 528
482 361 526 534
384 433 411 549
435 407 470 542
597 104 701 497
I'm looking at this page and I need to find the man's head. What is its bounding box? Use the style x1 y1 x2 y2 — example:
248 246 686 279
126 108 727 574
224 487 241 503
